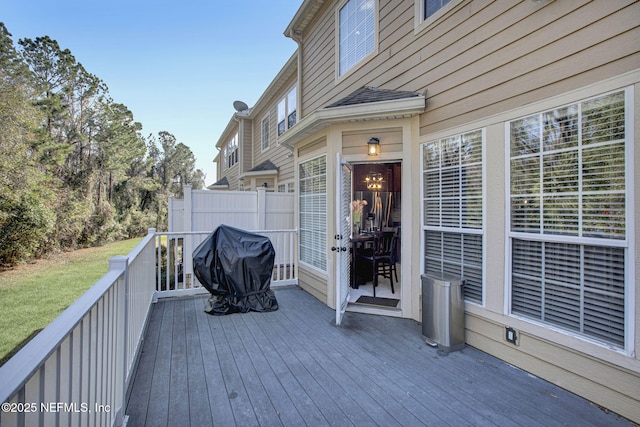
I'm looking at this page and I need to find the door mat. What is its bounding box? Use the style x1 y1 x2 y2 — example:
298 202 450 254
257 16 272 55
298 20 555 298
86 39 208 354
355 296 399 308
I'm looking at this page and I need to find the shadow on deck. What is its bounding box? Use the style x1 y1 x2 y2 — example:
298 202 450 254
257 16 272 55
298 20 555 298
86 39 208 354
126 287 631 426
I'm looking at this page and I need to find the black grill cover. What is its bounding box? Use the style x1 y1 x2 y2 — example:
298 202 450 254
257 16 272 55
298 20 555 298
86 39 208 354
193 225 278 315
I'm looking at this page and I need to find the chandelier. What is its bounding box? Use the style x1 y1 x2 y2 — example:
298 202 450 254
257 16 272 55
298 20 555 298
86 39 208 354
364 171 383 191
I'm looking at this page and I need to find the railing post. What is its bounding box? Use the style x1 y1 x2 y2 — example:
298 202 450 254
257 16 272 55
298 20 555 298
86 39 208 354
168 196 174 232
108 256 128 427
183 185 193 288
257 187 266 230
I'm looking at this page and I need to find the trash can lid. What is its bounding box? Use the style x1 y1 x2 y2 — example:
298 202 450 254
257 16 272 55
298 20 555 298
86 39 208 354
421 271 464 285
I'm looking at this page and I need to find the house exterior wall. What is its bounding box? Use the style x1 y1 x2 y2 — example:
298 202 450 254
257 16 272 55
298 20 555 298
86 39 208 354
213 58 297 192
284 0 640 421
250 72 298 187
240 117 252 174
297 1 640 132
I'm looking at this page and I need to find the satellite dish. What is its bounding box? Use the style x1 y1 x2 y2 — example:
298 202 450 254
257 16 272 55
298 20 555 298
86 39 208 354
233 100 249 112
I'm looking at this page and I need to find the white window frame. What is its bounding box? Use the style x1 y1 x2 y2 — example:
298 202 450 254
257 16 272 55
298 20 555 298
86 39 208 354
336 0 378 79
505 87 635 353
278 181 295 193
261 115 270 152
420 128 486 305
298 154 328 273
414 0 459 34
277 86 297 137
226 133 238 169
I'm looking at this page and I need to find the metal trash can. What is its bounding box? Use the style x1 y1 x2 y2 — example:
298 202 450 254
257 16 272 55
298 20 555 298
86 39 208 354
421 272 465 352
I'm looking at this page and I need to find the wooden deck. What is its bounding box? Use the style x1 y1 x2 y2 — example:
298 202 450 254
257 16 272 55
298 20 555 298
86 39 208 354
126 287 631 426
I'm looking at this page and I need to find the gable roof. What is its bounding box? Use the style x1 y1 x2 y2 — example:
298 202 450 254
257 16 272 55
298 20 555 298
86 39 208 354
278 86 426 147
248 160 278 173
325 87 423 108
207 176 229 190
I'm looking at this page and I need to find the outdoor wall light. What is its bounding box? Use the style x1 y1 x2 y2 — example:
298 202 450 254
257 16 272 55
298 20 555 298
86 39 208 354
367 137 380 156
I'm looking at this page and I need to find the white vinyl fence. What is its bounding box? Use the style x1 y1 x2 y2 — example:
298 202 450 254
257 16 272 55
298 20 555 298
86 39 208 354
169 185 294 233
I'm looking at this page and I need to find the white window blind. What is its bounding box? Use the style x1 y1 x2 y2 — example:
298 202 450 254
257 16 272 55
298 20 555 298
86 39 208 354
299 155 327 271
422 129 484 303
509 90 628 347
511 241 625 346
339 0 375 76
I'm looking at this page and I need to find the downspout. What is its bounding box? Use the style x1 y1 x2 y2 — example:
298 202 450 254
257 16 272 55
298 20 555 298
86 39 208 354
289 30 304 124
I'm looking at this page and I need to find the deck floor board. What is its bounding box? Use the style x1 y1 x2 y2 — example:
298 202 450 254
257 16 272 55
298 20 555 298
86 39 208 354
126 287 632 426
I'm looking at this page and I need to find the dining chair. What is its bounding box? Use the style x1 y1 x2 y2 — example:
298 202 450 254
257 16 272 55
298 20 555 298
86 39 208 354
356 232 397 295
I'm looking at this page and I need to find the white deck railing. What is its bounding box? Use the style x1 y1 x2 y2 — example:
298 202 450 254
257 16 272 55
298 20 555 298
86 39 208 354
0 229 157 427
155 229 298 298
0 228 297 427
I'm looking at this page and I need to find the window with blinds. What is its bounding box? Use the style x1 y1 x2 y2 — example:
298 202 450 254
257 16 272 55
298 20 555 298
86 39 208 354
422 129 484 304
299 155 327 271
339 0 376 76
509 90 628 348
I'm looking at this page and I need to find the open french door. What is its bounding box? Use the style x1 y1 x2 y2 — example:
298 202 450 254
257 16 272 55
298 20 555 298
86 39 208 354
334 153 352 326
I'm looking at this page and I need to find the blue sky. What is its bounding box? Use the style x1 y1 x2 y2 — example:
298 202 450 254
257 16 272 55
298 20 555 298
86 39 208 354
2 1 301 186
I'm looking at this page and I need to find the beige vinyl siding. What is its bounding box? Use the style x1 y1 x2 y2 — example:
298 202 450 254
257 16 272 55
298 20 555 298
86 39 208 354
240 119 252 173
342 127 402 156
465 313 640 423
223 165 240 191
414 73 640 422
298 267 328 304
414 0 640 134
297 0 639 137
297 137 327 158
283 1 640 421
247 72 298 187
300 2 337 115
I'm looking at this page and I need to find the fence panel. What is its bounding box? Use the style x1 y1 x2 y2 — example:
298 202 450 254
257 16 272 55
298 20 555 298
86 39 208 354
265 192 295 230
169 187 294 233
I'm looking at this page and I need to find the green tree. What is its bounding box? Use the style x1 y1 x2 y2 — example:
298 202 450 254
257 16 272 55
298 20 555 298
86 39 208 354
0 26 206 266
0 23 56 266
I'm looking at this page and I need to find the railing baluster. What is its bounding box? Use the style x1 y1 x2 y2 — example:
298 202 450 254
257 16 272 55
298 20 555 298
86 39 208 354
0 227 292 427
0 230 157 427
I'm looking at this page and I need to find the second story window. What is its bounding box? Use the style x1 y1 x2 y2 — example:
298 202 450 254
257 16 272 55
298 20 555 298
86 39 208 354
278 86 297 136
424 0 451 20
261 116 270 151
226 133 238 169
339 0 376 76
287 87 297 129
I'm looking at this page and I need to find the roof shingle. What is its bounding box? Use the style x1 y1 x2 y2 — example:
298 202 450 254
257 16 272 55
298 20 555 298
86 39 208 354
325 86 422 108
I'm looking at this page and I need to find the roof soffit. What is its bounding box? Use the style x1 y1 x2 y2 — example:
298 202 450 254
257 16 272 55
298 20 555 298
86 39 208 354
285 0 327 38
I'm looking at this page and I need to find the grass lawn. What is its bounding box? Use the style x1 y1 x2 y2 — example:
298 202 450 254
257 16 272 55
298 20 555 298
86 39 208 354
0 238 142 365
